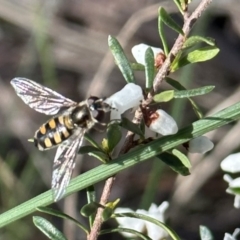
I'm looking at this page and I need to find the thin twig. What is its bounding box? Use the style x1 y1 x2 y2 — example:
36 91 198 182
88 1 213 239
87 176 115 240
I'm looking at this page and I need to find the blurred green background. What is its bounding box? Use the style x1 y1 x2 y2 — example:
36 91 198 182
0 0 240 239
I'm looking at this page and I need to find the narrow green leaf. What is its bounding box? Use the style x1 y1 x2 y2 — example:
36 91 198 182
166 78 204 118
188 98 204 119
101 228 151 240
102 207 113 221
120 117 144 138
166 77 185 90
157 152 190 176
171 149 191 168
153 90 174 103
113 213 181 240
172 46 220 71
107 123 122 152
81 202 99 217
79 146 104 155
88 151 109 163
1 101 240 229
158 8 169 55
33 216 67 240
183 36 216 49
159 7 184 36
37 207 88 233
144 47 155 89
84 133 101 149
174 86 215 98
108 35 135 83
199 225 214 240
172 0 184 14
131 63 145 71
86 186 96 227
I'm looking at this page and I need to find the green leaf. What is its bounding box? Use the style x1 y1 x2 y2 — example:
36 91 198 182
165 77 185 90
113 212 181 240
174 86 215 98
171 46 220 71
81 202 99 217
188 98 204 119
153 90 174 103
101 228 152 240
1 101 240 228
172 0 184 14
157 152 190 176
33 216 67 240
230 187 240 194
88 151 109 163
84 133 102 149
171 149 191 168
79 146 104 155
108 35 135 83
131 63 145 71
166 78 204 118
120 117 144 138
158 9 169 55
159 7 184 36
86 186 96 227
107 123 122 152
37 207 88 233
183 36 216 49
102 207 113 221
144 47 155 89
199 225 214 240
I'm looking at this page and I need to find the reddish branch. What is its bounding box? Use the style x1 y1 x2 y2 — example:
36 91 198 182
88 0 213 239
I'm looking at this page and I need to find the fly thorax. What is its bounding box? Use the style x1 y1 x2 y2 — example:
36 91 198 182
71 105 91 128
87 96 110 122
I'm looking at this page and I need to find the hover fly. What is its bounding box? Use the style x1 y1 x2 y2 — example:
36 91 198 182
11 78 111 201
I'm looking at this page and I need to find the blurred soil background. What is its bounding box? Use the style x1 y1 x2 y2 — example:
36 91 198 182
0 0 240 239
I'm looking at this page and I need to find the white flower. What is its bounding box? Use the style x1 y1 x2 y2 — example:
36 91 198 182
221 153 240 173
224 228 240 240
132 43 164 66
188 136 214 154
148 109 178 136
222 174 240 208
221 153 240 208
104 83 143 120
115 202 169 240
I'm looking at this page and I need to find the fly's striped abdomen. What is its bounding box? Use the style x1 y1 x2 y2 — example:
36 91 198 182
34 115 74 150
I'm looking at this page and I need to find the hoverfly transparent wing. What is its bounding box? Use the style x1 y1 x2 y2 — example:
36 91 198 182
11 77 76 115
51 130 85 201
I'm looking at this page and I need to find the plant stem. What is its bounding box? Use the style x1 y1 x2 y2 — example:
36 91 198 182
87 0 213 239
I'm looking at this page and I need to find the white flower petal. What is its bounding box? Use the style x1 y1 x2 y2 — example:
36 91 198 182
114 202 169 239
131 43 163 65
223 174 233 183
234 195 240 208
232 228 240 238
229 177 240 188
115 208 145 238
224 233 236 240
224 229 240 240
145 214 168 240
221 153 240 173
104 83 143 120
188 136 214 154
148 203 158 213
148 109 178 136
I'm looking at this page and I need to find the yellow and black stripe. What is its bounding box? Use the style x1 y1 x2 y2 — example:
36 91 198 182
34 116 74 150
